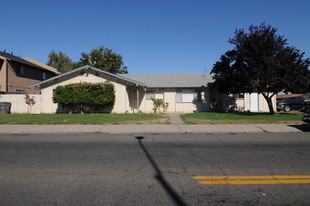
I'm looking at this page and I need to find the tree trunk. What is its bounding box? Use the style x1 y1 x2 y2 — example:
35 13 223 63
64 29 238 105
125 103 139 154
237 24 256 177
261 93 275 115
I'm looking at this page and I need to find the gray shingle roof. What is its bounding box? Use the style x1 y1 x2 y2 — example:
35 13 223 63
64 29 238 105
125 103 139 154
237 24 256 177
119 73 214 88
32 65 214 89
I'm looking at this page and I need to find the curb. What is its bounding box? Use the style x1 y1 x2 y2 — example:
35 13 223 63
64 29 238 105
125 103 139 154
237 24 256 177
0 124 308 134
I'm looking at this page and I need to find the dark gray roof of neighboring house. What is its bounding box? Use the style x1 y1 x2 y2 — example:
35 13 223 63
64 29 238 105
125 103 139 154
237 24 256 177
0 51 56 73
119 73 214 88
24 57 60 74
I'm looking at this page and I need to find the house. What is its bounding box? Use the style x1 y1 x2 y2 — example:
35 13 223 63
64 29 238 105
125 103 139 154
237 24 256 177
31 65 276 114
0 51 59 94
24 57 60 75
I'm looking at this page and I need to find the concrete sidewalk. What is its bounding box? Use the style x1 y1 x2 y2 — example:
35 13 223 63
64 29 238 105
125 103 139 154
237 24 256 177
167 113 185 124
0 124 308 134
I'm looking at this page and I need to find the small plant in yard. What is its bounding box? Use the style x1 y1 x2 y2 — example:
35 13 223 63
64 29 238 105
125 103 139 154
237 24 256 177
25 95 36 114
151 98 169 113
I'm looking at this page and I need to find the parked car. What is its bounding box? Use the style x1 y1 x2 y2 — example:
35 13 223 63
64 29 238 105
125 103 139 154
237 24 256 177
301 102 310 123
277 96 308 112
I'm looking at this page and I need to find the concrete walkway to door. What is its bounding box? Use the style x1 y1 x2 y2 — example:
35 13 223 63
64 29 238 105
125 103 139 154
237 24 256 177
167 113 185 125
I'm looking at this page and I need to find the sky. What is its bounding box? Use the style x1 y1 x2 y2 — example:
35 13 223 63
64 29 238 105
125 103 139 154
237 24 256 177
1 0 309 74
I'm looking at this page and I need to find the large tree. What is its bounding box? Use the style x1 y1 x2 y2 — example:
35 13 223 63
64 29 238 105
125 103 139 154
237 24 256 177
211 23 310 114
47 51 77 73
79 46 128 74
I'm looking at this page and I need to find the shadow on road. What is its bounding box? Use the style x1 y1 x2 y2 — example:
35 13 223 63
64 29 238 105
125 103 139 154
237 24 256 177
288 124 310 132
135 136 187 206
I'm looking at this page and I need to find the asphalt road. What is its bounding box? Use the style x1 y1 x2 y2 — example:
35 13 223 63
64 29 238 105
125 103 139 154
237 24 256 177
0 132 310 206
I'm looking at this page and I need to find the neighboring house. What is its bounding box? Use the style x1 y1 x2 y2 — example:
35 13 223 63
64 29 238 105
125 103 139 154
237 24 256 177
0 51 58 94
24 57 60 75
31 65 276 114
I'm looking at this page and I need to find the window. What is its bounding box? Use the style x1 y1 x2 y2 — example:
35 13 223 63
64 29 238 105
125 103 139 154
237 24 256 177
19 66 25 75
42 72 46 80
155 92 164 99
146 90 164 100
234 93 244 99
176 90 200 103
146 90 155 100
16 89 25 93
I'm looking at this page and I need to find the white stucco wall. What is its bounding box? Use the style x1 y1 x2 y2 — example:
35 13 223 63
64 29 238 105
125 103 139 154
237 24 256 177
235 98 245 112
40 73 128 113
0 94 42 113
128 88 276 113
164 89 176 113
258 93 277 112
242 93 276 112
139 88 210 113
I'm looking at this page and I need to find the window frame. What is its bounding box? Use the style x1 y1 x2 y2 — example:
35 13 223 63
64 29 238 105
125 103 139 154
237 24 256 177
42 71 47 80
234 93 244 99
16 89 25 93
19 65 25 76
146 89 164 100
176 89 200 103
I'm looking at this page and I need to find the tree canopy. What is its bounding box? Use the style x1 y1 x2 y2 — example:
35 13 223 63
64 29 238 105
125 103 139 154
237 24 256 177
47 51 77 73
211 23 310 114
47 46 128 74
79 46 128 74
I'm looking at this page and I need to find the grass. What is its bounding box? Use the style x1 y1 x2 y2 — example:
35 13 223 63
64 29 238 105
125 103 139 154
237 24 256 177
0 112 303 125
180 112 303 124
0 113 169 125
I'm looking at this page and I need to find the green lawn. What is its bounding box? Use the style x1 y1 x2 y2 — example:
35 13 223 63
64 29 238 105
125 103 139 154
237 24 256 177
0 113 169 124
180 112 303 124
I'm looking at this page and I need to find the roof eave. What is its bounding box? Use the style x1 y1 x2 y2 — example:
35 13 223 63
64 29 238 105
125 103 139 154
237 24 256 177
32 66 147 88
32 65 90 88
8 59 57 74
146 85 210 88
88 66 146 87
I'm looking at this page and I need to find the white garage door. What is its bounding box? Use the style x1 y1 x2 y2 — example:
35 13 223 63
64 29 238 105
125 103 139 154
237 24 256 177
250 93 259 112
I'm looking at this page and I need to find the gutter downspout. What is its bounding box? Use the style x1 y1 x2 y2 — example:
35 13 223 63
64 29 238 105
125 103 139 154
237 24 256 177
6 60 9 92
136 85 140 113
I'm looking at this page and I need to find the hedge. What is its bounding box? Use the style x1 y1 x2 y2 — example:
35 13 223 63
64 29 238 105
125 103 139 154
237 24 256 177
53 82 115 112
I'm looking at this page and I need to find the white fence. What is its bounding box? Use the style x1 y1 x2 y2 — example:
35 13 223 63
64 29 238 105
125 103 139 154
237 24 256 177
0 94 42 114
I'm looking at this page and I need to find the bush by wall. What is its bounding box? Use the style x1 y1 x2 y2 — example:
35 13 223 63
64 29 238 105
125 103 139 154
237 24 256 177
53 82 115 113
151 98 169 113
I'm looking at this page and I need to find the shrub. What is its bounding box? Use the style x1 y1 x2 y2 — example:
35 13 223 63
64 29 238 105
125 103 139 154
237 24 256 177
151 98 169 113
25 95 36 114
53 82 115 113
